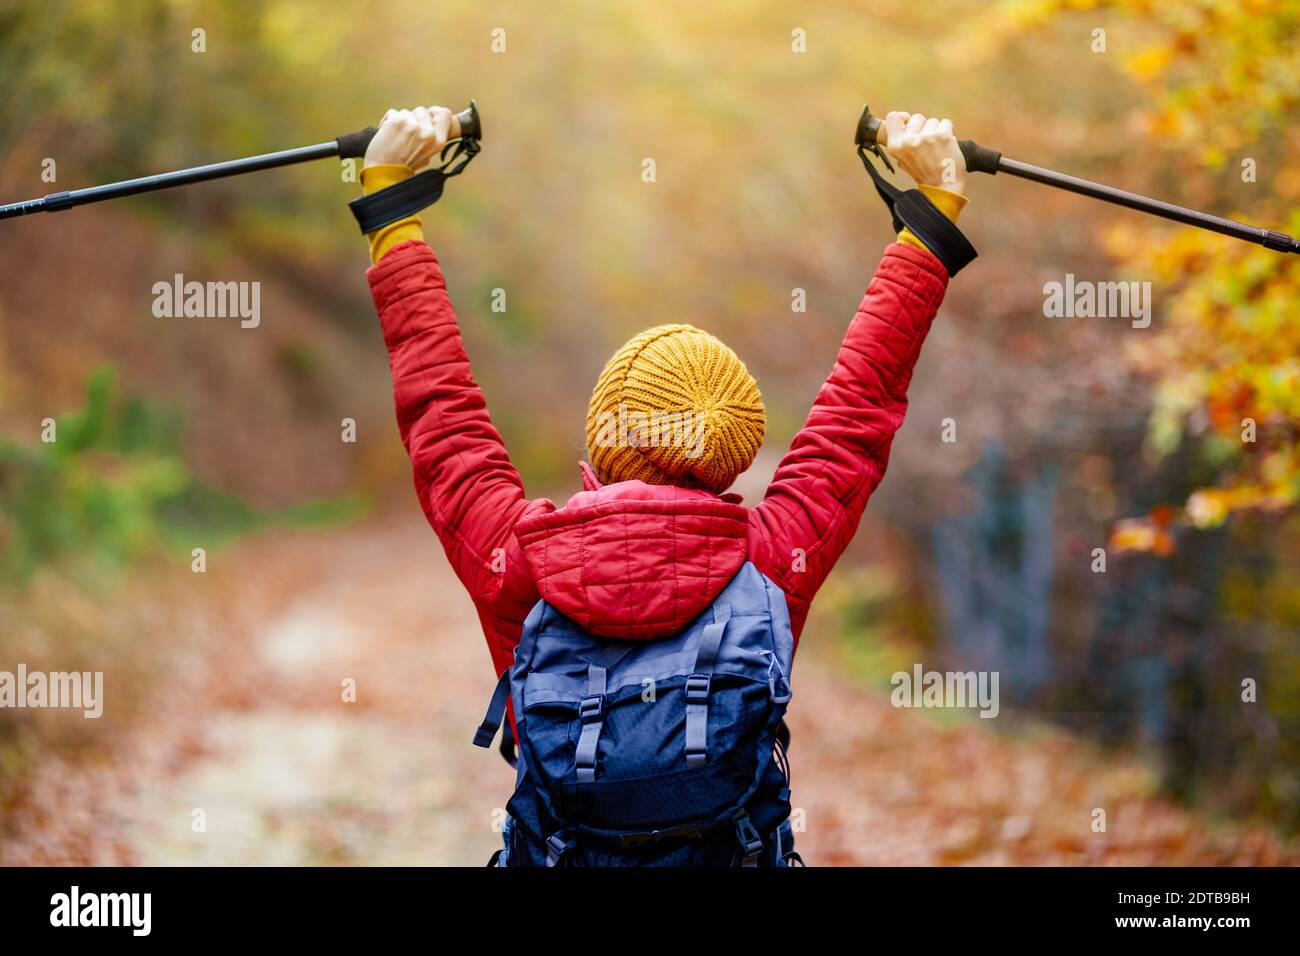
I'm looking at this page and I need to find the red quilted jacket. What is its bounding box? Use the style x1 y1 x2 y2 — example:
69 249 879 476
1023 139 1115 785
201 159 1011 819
369 239 950 683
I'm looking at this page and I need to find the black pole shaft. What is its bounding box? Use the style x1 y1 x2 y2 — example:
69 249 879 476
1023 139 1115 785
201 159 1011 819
0 141 339 220
0 103 479 223
996 156 1298 253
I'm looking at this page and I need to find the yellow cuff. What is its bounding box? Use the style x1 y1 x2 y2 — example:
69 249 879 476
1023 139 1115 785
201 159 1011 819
898 184 969 253
360 164 424 265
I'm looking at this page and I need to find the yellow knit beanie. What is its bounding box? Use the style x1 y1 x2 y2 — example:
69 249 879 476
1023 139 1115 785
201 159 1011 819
586 324 765 494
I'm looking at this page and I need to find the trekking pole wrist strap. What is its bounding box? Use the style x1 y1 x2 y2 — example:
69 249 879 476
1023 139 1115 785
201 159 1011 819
857 145 977 276
349 137 480 234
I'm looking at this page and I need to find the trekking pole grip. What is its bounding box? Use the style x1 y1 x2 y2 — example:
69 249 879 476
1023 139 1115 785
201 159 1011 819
854 103 1001 176
335 100 482 160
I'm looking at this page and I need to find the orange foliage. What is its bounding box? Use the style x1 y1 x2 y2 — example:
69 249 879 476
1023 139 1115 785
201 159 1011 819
992 0 1300 551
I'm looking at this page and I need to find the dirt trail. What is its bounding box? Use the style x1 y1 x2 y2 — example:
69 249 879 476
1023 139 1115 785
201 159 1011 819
7 518 1295 866
107 520 517 866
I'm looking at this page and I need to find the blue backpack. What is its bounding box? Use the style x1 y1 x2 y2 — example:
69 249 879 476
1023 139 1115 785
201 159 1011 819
473 561 800 866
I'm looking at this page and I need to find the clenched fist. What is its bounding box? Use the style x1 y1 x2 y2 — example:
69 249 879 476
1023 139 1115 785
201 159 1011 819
883 112 967 195
364 106 458 170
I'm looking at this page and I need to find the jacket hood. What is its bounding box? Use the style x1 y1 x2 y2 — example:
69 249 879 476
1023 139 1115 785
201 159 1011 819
513 464 749 639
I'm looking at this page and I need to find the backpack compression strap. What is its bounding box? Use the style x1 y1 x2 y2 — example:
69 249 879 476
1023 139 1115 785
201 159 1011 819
857 144 977 277
471 671 520 768
575 643 637 783
473 669 512 750
349 136 480 234
684 603 733 768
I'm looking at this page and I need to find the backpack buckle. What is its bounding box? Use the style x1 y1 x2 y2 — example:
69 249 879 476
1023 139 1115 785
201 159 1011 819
685 674 711 703
578 695 604 723
733 812 765 861
546 832 575 867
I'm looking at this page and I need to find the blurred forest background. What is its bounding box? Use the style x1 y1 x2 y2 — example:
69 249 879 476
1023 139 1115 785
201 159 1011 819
0 0 1297 864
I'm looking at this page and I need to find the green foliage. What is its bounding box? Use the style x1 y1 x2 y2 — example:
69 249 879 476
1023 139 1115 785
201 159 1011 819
1 367 179 583
809 563 927 684
0 367 362 587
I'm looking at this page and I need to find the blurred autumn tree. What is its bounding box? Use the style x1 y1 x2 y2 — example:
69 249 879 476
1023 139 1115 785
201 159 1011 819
980 0 1299 551
955 0 1300 831
1113 0 1298 550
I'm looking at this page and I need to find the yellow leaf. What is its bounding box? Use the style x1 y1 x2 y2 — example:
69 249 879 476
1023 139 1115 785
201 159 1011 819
1185 490 1231 529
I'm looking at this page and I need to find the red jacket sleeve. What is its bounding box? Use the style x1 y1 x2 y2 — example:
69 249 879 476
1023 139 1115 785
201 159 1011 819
368 240 532 600
748 242 949 625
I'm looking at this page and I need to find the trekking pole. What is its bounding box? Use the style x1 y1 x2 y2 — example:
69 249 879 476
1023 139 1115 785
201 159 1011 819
0 102 482 221
855 104 1300 254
